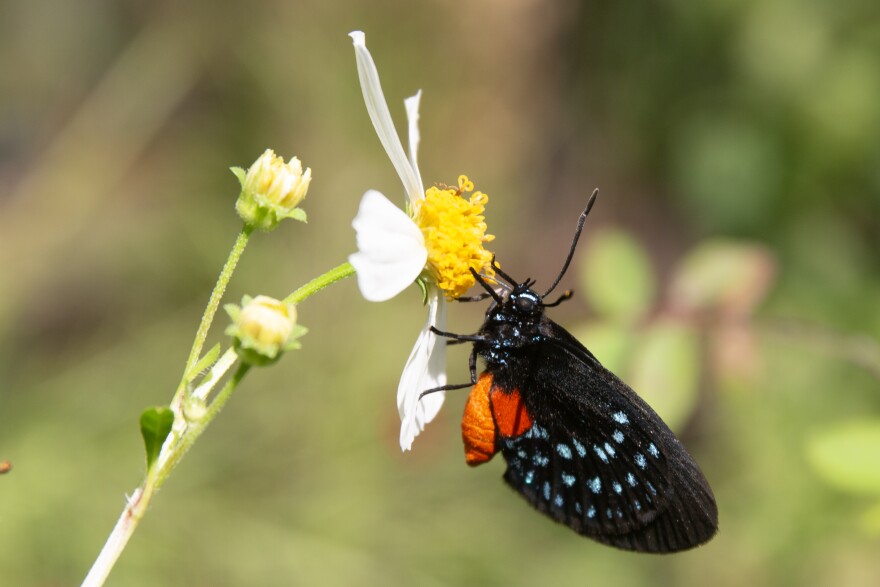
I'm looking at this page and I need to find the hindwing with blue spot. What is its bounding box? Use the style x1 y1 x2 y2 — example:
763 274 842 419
492 322 717 553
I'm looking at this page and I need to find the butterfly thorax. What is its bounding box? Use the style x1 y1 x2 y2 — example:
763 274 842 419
474 284 554 378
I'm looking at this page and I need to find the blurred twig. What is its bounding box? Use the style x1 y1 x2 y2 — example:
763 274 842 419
0 10 218 330
758 318 880 381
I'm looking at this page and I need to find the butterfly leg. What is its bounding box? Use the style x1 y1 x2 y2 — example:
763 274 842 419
418 348 480 400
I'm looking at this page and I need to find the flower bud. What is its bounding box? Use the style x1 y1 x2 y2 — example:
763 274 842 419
225 295 307 366
233 149 311 231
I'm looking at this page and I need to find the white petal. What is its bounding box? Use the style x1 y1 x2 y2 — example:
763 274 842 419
350 190 427 302
349 31 422 204
404 91 425 204
421 292 447 423
397 287 447 451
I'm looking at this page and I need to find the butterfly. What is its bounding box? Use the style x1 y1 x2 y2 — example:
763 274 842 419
423 190 718 553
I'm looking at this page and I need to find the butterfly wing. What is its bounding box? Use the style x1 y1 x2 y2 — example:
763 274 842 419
492 321 718 553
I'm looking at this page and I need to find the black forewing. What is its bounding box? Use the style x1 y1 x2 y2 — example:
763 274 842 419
495 320 718 553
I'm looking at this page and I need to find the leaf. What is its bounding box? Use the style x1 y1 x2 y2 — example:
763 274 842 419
626 319 700 433
185 343 221 382
140 407 174 471
860 500 880 535
580 228 655 323
807 420 880 496
668 240 775 315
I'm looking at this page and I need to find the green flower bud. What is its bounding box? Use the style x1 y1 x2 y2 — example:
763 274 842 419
233 149 311 231
225 295 307 366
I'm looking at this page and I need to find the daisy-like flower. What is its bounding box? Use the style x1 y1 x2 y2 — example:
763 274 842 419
348 31 495 451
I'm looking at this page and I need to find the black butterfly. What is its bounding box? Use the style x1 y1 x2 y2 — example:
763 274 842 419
423 191 718 553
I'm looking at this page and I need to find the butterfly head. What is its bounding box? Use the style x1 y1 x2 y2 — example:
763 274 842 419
505 280 543 318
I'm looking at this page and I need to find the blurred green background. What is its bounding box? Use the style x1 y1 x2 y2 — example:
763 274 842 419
2 1 880 585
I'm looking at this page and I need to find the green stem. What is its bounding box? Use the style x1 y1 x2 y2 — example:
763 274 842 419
184 225 253 379
154 362 250 490
284 261 355 305
81 360 248 587
83 260 356 587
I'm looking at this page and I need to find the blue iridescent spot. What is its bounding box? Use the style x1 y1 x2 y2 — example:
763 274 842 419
593 445 609 463
556 443 573 459
509 457 522 471
635 453 647 469
606 508 613 519
617 509 624 518
554 494 564 507
589 476 602 494
524 470 535 485
627 472 637 487
561 472 576 487
543 481 551 501
532 425 549 440
613 482 623 494
604 442 616 457
517 449 527 459
635 500 641 511
648 443 660 458
612 430 624 444
575 502 582 514
572 438 587 457
503 438 515 449
647 481 657 495
612 411 629 425
587 505 596 519
533 453 550 467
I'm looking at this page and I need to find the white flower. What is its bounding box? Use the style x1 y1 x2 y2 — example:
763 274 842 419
348 31 494 451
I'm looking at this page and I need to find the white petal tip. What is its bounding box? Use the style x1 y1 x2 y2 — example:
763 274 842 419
404 90 422 105
349 31 365 45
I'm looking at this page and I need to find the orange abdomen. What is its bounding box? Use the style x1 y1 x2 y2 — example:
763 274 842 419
462 373 497 466
461 372 534 466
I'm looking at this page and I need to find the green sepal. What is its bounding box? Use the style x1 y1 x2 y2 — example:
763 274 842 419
235 190 307 232
230 166 246 186
416 277 429 305
140 407 174 471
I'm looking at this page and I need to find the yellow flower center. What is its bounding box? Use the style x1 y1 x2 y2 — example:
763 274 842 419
414 175 495 299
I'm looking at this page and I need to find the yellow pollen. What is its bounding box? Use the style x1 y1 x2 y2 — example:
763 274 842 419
415 175 495 299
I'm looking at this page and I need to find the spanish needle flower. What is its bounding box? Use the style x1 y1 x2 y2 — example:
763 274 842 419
348 31 495 450
233 149 311 231
225 295 307 366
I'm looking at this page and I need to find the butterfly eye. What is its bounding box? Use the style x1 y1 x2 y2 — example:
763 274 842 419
510 291 536 313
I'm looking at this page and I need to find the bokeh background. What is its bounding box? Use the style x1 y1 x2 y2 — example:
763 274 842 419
2 1 880 585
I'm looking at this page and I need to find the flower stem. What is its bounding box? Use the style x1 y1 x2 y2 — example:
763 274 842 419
82 360 248 587
82 260 356 587
284 261 355 304
184 225 253 380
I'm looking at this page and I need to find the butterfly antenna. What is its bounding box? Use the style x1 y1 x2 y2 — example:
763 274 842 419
543 189 598 297
470 268 504 304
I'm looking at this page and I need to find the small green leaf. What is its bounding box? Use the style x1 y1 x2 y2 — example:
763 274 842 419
807 420 880 496
626 319 700 432
580 229 655 322
185 343 221 381
860 500 880 535
668 240 775 314
140 407 174 471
